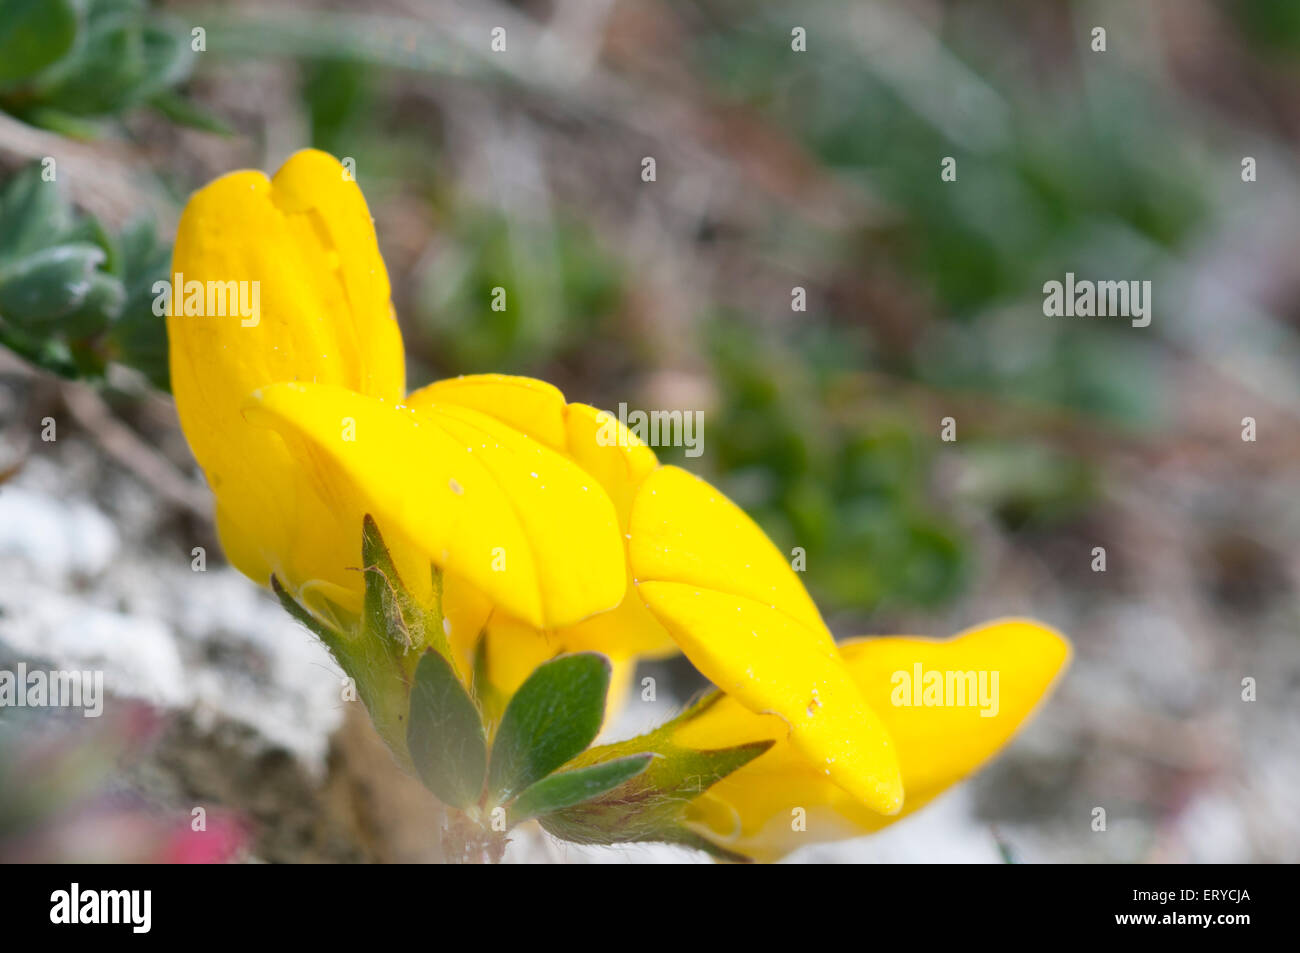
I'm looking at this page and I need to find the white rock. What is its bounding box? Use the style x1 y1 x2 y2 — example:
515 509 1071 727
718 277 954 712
0 484 119 578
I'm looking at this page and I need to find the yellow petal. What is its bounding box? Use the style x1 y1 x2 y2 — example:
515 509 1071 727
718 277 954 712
407 378 660 526
629 466 824 630
410 374 568 450
562 403 659 526
839 619 1071 798
600 654 638 737
629 465 903 815
682 618 1072 860
441 573 494 674
168 149 404 598
481 614 563 698
559 592 678 660
413 376 674 658
244 381 626 630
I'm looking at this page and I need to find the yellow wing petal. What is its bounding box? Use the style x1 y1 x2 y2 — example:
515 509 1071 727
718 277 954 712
629 465 903 815
244 381 626 630
168 149 405 598
682 618 1072 860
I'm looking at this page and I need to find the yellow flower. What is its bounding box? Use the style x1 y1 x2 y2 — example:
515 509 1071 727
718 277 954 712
167 150 629 637
168 150 1070 857
674 619 1071 861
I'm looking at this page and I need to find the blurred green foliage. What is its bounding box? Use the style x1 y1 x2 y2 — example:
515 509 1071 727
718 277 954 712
299 56 628 375
667 0 1239 607
0 0 224 135
0 161 170 386
1228 0 1300 54
415 210 626 374
691 5 1202 427
696 320 968 611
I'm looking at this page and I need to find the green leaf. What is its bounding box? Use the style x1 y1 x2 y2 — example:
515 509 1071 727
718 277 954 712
0 164 71 260
150 89 233 135
134 25 193 102
29 5 145 116
106 215 171 389
0 164 170 384
407 650 486 809
0 0 78 84
487 652 611 803
0 323 76 377
58 270 125 338
0 243 106 325
12 107 106 139
508 753 652 824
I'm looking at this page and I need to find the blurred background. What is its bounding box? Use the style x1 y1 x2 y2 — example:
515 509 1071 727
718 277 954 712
1 0 1298 862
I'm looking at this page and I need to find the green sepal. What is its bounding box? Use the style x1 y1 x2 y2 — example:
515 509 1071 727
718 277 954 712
469 629 507 729
270 517 466 770
507 753 652 825
272 573 410 768
536 692 774 862
487 652 610 803
407 650 487 809
361 513 452 676
271 574 338 645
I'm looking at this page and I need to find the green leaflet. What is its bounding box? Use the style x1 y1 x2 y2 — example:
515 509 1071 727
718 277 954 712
508 754 652 825
487 653 610 803
407 651 487 810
